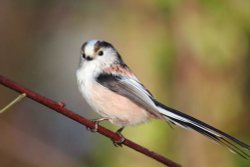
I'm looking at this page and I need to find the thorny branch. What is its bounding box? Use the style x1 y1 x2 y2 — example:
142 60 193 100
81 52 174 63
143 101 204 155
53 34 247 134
0 75 181 167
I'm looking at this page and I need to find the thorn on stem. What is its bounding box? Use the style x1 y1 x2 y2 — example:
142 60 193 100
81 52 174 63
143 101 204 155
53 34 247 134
57 102 66 108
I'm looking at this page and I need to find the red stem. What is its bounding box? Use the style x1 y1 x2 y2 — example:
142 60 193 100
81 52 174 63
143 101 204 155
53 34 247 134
0 75 181 167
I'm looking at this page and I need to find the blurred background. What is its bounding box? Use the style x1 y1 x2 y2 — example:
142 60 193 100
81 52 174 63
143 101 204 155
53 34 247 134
0 0 250 167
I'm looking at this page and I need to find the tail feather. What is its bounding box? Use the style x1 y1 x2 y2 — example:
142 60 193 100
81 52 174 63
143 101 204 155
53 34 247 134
155 100 250 159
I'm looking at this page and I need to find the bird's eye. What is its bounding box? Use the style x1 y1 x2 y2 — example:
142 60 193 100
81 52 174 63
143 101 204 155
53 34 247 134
98 50 103 56
81 53 86 58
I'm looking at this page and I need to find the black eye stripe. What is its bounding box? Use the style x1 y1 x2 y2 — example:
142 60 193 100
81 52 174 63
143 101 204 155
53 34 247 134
94 41 113 52
81 53 86 58
81 42 87 52
98 41 113 48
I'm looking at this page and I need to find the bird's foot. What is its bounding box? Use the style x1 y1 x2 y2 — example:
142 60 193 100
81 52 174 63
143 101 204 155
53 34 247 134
112 127 125 147
86 117 108 132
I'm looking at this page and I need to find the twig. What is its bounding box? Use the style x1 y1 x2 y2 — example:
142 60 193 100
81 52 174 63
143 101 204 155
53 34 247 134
0 75 181 167
0 93 26 113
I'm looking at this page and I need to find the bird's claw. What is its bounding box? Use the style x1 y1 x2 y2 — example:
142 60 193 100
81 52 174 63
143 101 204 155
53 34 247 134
86 118 108 132
86 121 99 132
112 127 125 147
112 130 125 147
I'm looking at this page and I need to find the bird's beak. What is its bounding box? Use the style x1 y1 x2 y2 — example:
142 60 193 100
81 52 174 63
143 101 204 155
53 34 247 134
85 56 93 61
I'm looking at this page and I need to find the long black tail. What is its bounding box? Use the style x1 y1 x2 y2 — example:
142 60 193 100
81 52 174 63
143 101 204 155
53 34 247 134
155 100 250 159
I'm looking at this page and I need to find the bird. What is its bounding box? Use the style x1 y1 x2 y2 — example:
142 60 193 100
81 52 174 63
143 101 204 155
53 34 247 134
76 39 250 158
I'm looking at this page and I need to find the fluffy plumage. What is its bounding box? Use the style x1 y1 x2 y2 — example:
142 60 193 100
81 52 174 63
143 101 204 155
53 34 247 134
76 39 250 158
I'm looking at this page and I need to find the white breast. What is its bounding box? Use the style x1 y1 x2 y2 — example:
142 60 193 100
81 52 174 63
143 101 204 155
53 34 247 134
76 63 152 127
76 62 100 112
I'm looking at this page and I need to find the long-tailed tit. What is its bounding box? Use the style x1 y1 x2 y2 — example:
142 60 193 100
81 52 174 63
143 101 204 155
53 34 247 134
76 39 249 158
